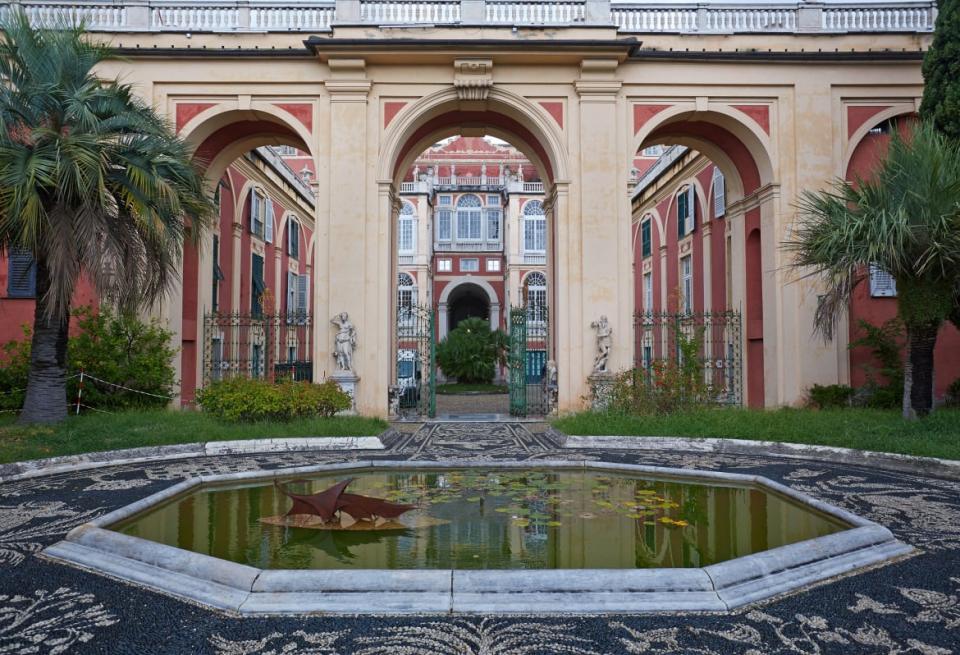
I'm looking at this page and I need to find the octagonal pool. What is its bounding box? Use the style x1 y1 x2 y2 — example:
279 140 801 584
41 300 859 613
43 460 912 614
113 467 847 570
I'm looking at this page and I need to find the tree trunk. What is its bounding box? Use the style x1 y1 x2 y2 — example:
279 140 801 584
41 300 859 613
905 321 939 418
901 327 914 420
18 260 70 424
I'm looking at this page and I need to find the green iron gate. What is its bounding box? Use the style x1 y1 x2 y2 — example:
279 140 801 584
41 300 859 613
395 303 436 418
508 304 551 417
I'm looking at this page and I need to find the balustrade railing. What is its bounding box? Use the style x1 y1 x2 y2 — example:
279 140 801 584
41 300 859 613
361 0 459 24
822 4 935 32
486 1 584 25
4 0 936 33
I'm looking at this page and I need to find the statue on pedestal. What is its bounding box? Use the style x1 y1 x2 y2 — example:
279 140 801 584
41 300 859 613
591 315 612 374
331 312 357 372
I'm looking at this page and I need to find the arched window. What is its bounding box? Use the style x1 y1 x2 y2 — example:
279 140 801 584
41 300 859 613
397 272 417 329
523 200 546 253
712 168 725 218
456 194 482 241
524 271 547 332
640 214 653 259
398 202 415 254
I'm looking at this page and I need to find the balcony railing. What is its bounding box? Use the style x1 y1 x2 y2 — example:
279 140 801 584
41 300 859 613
435 241 502 252
3 1 936 34
523 252 547 265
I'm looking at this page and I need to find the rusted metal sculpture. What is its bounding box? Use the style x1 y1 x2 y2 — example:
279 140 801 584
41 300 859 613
275 478 416 524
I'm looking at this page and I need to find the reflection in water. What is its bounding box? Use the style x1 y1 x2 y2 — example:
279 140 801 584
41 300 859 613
116 469 847 570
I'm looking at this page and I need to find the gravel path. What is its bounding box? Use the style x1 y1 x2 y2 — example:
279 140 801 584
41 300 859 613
1 422 958 654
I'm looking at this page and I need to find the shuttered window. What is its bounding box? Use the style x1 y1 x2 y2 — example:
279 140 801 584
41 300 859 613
212 235 224 313
677 186 696 238
640 218 652 259
288 219 300 259
712 168 726 218
251 254 265 315
6 250 36 298
264 198 274 243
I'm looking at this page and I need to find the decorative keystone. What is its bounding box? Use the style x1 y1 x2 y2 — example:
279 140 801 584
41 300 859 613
454 59 493 102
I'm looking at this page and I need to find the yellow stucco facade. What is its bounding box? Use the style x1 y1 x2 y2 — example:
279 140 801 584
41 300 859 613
57 1 933 415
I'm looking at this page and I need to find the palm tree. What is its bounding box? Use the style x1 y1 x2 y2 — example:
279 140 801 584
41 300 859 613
0 13 214 423
786 121 960 418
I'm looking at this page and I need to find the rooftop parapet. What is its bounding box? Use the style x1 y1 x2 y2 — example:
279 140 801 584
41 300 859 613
0 0 937 34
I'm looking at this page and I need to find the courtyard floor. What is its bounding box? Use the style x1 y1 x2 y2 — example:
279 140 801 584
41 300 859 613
1 422 958 654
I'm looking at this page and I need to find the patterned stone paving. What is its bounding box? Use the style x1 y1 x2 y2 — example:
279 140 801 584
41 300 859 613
1 422 959 654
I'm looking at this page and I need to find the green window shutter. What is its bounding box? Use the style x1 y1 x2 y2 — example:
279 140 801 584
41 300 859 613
252 254 265 314
677 192 687 239
7 250 36 298
641 220 651 259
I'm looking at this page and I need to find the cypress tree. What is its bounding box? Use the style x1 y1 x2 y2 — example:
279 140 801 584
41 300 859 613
920 0 960 139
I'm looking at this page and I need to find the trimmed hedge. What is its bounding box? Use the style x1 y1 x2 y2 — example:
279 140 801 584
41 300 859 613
196 378 351 422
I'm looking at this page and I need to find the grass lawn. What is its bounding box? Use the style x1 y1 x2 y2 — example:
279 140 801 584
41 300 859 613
552 407 960 461
436 383 508 395
0 410 388 465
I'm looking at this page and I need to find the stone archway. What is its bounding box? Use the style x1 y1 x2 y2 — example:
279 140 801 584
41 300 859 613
373 86 575 415
172 104 316 405
437 277 501 340
633 106 779 408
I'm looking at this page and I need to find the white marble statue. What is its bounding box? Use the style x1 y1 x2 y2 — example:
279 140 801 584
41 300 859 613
591 315 612 374
331 312 357 372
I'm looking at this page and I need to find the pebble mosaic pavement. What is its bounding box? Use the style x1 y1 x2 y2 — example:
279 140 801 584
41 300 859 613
1 422 959 654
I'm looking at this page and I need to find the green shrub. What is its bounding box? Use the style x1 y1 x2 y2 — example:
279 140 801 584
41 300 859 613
0 306 176 411
436 317 508 384
849 318 904 409
196 378 351 422
608 329 710 415
946 378 960 407
808 384 854 409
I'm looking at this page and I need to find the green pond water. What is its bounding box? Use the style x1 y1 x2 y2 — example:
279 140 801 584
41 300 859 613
115 468 847 570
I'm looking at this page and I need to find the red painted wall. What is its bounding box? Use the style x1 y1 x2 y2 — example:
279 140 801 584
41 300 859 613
846 119 960 398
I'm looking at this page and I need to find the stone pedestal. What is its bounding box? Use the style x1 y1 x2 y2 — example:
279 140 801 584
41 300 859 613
588 372 616 411
331 372 359 414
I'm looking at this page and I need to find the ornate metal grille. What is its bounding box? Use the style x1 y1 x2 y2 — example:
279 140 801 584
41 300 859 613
395 303 436 418
509 304 552 417
633 310 742 406
202 312 313 385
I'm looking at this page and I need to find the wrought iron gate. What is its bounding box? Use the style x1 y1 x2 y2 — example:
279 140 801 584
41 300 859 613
395 303 436 418
203 312 313 384
508 304 551 417
633 310 742 406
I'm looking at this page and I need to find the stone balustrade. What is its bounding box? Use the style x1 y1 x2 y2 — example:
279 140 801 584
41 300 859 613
1 0 935 33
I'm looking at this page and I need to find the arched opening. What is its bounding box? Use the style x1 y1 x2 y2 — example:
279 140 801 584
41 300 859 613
383 95 564 416
447 282 491 332
631 108 774 408
174 106 316 406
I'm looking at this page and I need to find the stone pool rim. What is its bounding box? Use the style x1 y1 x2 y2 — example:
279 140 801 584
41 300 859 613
41 459 913 615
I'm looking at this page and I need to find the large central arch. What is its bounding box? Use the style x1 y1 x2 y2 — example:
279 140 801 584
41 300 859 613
377 87 569 413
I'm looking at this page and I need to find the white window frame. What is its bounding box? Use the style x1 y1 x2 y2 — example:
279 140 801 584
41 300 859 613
264 196 274 243
643 272 653 313
456 194 483 242
486 258 501 272
523 200 546 253
398 202 416 254
250 188 267 239
681 255 693 314
460 258 480 273
524 271 548 332
486 208 501 243
437 258 452 273
437 209 452 242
